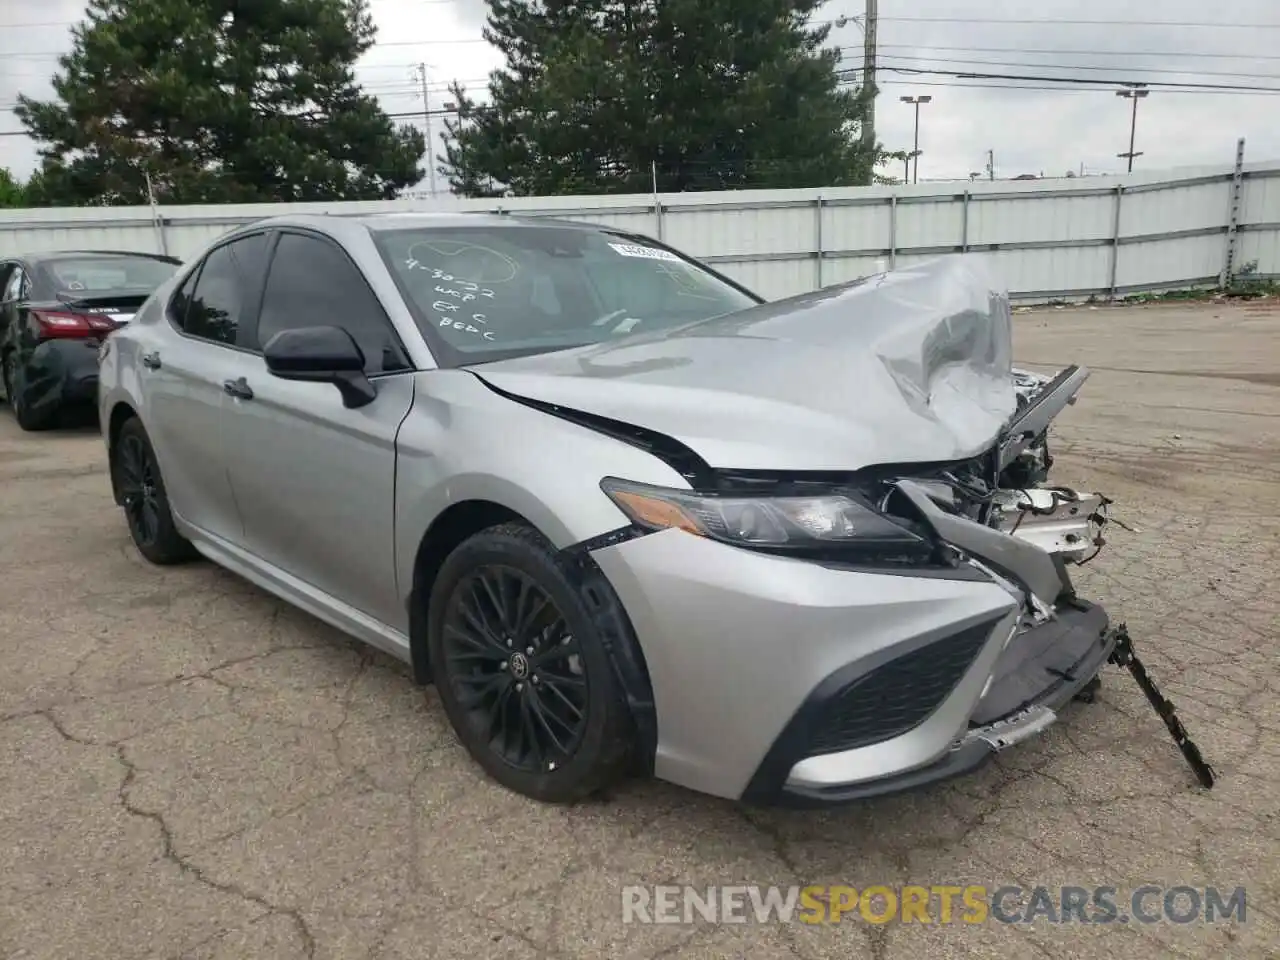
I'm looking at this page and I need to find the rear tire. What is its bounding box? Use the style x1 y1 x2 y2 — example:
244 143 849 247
14 395 59 432
111 417 197 565
427 522 635 803
3 353 57 431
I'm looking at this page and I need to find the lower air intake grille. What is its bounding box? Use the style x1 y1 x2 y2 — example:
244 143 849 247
805 622 994 755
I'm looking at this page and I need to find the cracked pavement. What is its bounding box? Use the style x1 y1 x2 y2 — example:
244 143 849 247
1 301 1276 959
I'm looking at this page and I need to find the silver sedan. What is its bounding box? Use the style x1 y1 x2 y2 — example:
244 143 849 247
98 213 1123 806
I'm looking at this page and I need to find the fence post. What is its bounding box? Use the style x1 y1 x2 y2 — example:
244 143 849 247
961 190 970 252
1219 137 1246 288
1107 184 1124 299
888 195 898 270
654 197 665 242
814 194 824 289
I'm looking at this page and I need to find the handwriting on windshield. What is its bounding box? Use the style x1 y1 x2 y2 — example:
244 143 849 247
403 261 503 296
434 283 495 303
437 314 495 340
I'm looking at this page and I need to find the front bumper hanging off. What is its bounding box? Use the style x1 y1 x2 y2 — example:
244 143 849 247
743 610 1215 808
1108 624 1216 789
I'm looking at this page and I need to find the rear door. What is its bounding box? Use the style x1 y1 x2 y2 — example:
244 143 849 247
138 233 269 543
218 229 415 629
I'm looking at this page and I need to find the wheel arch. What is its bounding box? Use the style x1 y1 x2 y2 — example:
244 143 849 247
407 498 658 775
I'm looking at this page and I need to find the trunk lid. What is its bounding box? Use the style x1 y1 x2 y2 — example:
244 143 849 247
473 256 1027 472
55 289 154 325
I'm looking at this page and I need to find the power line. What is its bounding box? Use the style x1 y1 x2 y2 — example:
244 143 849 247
872 65 1280 93
865 55 1280 83
821 15 1280 29
866 42 1280 63
869 78 1280 95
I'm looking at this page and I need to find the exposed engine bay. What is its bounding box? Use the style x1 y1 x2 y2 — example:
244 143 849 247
875 362 1110 587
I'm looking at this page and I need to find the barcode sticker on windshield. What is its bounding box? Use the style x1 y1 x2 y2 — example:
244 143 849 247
608 242 681 262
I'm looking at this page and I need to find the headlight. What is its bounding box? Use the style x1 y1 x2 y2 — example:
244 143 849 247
600 477 929 554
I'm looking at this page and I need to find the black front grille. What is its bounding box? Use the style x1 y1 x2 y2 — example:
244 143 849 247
804 622 994 756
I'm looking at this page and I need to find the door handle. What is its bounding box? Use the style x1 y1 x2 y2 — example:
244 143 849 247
222 377 254 400
140 351 161 370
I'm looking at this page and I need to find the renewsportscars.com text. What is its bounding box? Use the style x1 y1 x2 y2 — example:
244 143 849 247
621 884 1248 925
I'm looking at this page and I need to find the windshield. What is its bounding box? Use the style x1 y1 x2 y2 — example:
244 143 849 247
372 225 759 365
44 256 178 295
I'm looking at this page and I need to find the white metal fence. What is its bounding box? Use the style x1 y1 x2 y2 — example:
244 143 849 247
2 145 1277 303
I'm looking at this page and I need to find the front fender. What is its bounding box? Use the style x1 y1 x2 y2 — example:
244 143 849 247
392 370 693 597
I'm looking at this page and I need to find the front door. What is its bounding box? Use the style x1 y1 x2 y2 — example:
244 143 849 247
220 230 416 631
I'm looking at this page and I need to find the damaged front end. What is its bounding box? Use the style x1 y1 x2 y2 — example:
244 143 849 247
861 369 1215 790
673 364 1216 793
473 254 1214 791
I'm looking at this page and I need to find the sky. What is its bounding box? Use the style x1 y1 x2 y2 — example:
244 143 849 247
2 0 1279 189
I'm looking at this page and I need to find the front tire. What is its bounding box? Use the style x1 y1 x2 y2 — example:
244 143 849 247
427 522 635 803
111 417 197 564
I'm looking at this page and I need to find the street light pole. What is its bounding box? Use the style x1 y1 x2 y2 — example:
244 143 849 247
1116 85 1149 173
900 95 931 183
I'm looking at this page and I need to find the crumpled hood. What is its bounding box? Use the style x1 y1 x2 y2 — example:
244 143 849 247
472 255 1018 472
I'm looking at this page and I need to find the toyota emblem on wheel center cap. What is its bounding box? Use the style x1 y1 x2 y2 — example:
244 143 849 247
508 652 530 680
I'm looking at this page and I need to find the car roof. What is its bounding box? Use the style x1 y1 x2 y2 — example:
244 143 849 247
229 211 621 241
12 250 182 265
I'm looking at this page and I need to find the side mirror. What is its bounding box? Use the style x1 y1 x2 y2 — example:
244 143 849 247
262 325 376 409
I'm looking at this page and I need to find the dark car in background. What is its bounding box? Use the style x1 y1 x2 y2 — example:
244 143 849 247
0 250 181 430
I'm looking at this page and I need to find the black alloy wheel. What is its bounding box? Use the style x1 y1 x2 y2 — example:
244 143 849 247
426 522 636 803
441 564 589 773
111 417 196 565
117 431 163 549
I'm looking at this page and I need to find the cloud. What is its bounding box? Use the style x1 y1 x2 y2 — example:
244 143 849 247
2 0 1278 185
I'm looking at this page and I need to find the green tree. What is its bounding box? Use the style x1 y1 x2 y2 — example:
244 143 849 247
441 0 877 197
0 168 26 207
16 0 425 206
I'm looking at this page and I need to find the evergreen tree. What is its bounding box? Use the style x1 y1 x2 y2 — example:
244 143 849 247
0 169 26 208
16 0 425 206
441 0 877 196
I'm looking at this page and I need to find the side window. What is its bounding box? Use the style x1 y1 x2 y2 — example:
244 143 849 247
168 265 200 330
176 234 267 345
256 233 410 374
185 246 242 345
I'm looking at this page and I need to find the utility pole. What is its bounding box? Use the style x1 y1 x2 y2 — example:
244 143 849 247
986 149 995 181
416 62 438 195
900 95 931 184
860 0 878 160
1116 85 1149 173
